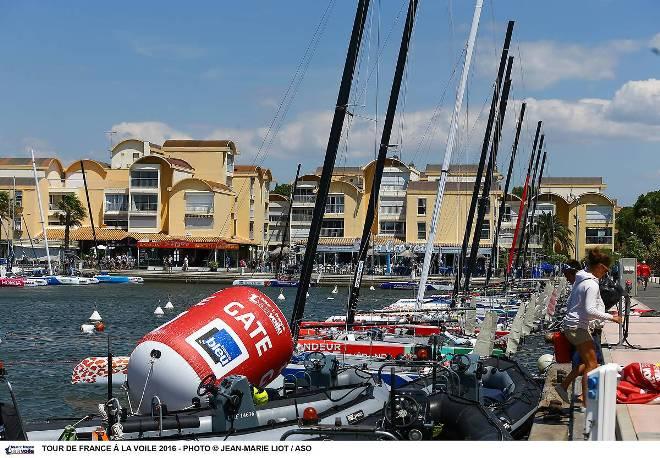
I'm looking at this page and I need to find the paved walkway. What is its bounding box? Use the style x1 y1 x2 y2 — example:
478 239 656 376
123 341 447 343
602 281 660 441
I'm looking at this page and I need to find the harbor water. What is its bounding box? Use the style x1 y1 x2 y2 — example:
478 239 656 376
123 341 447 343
0 282 550 422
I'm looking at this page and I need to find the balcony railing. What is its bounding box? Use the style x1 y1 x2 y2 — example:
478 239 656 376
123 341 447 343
131 203 158 212
185 205 213 214
293 195 315 203
131 178 158 188
586 236 613 245
325 204 344 214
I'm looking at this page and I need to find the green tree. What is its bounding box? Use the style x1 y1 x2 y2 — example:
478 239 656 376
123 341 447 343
57 194 87 251
536 212 574 255
273 183 292 197
621 234 649 261
511 186 524 199
0 191 9 256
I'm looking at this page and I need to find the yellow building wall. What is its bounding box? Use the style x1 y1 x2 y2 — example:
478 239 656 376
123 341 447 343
162 149 229 184
168 181 235 238
232 172 269 246
327 181 363 239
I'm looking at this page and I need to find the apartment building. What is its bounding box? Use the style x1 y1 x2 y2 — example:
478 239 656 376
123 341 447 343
0 139 271 267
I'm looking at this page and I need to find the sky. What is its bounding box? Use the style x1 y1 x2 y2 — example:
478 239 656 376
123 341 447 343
0 0 658 205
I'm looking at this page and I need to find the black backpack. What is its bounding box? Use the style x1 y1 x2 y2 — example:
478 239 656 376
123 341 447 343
599 274 624 307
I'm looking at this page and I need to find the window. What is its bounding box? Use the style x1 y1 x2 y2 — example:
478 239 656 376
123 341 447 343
185 215 213 229
104 215 128 229
250 178 255 199
13 217 21 232
417 222 426 240
381 174 406 191
105 193 128 212
130 170 158 188
185 192 213 213
503 205 517 222
249 221 254 239
264 223 269 237
325 194 345 214
130 215 156 229
133 152 140 161
480 221 490 240
320 219 344 237
14 191 22 208
586 205 613 223
292 208 313 222
293 188 315 203
131 194 158 212
586 227 612 245
417 198 426 216
379 221 405 236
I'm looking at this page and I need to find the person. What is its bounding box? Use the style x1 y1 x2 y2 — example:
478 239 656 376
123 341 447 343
557 249 622 407
637 260 651 291
182 255 189 272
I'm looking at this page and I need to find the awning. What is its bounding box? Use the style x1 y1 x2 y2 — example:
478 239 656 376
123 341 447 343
137 239 239 250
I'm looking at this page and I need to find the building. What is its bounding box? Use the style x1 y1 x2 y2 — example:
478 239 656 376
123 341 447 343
232 165 272 262
0 139 271 269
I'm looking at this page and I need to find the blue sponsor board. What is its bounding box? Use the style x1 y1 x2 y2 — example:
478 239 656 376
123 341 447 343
196 327 242 367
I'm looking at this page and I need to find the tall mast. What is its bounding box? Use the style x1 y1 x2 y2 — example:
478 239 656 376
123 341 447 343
451 20 515 304
486 102 526 286
515 133 543 275
290 0 371 339
80 160 99 265
416 0 485 306
279 164 301 275
521 149 547 270
506 121 541 275
347 0 418 326
31 149 52 275
463 56 513 292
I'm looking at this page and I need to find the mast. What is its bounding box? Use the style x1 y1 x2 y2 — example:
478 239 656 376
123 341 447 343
486 102 526 286
279 164 301 276
451 20 515 304
80 160 99 265
506 121 541 275
31 149 52 275
416 0 485 306
521 149 547 270
290 0 371 339
463 56 513 292
347 0 418 326
22 214 38 261
514 133 543 275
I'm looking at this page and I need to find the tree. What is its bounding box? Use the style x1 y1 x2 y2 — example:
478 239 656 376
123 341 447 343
273 183 292 197
57 194 87 251
0 191 9 257
622 234 649 261
511 186 524 198
536 212 574 255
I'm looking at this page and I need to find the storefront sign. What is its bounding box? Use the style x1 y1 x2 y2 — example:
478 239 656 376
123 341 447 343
137 239 239 250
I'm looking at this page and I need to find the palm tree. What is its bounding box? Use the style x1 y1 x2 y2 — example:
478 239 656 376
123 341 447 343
57 194 87 251
0 191 9 257
536 212 574 254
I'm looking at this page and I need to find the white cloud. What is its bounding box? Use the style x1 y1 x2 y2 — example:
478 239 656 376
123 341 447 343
523 79 660 143
478 39 640 90
650 33 660 50
111 121 192 145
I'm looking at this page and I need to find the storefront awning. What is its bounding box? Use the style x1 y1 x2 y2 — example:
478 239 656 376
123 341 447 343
137 239 239 250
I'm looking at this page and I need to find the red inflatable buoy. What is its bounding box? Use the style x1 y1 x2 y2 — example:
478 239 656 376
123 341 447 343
94 322 105 332
127 287 293 412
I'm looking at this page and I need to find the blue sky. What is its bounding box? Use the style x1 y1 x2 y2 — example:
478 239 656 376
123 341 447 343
0 0 658 205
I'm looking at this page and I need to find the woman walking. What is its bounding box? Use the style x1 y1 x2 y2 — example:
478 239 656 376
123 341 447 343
559 249 621 407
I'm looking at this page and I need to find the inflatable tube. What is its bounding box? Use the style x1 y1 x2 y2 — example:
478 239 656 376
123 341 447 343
127 287 293 413
428 392 512 441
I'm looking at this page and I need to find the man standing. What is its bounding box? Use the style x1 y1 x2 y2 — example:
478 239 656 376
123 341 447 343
637 260 651 291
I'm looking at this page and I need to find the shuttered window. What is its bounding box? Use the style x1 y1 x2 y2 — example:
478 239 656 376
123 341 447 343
586 205 612 223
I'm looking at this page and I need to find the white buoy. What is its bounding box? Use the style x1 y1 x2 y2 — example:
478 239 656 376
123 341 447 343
369 285 375 291
89 310 102 322
332 285 338 294
165 298 174 309
277 289 285 301
80 324 95 334
154 306 165 316
537 354 555 373
306 292 309 298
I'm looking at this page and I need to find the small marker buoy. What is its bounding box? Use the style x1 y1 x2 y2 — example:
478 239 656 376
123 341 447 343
369 285 375 291
80 324 95 334
332 285 338 294
89 310 102 322
165 299 174 309
277 289 285 301
154 306 164 316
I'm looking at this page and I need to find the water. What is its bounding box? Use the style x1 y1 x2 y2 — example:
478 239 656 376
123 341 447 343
0 282 412 422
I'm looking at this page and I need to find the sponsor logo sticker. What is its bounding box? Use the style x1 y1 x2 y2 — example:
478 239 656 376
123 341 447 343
4 445 34 455
186 319 249 378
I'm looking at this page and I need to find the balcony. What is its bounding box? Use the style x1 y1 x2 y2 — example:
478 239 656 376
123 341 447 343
130 203 158 214
185 205 213 215
293 195 315 204
130 178 158 189
325 204 344 215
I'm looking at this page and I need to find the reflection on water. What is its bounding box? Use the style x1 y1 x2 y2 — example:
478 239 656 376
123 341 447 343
0 282 411 421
